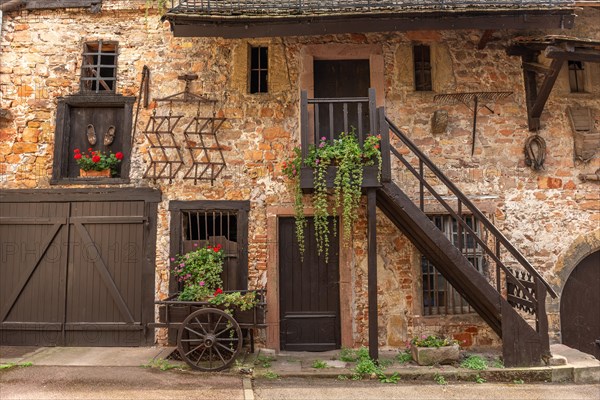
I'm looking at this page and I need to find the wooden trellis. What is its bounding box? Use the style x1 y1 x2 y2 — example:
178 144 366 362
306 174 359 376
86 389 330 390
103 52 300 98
143 114 185 181
182 117 227 185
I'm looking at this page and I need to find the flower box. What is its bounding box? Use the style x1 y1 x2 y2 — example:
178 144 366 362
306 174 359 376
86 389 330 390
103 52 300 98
411 343 460 366
79 168 111 178
299 165 381 191
157 301 266 326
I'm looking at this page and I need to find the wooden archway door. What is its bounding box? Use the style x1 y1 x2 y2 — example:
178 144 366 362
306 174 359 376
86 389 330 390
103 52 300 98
560 250 600 359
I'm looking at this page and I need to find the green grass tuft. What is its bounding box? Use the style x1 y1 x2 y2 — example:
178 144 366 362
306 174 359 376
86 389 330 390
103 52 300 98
460 355 487 370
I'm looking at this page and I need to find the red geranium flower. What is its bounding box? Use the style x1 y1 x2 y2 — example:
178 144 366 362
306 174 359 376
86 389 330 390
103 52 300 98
214 244 222 252
74 148 80 153
74 153 82 160
92 155 101 163
115 152 124 160
213 288 223 296
88 148 93 152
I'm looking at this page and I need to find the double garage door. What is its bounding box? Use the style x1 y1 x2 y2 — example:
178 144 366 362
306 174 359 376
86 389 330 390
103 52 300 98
0 189 159 346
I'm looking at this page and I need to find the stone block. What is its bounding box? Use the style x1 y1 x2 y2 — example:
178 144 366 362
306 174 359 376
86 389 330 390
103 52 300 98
411 344 460 366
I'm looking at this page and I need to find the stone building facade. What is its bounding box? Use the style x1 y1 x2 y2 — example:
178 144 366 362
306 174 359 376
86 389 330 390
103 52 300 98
0 1 598 353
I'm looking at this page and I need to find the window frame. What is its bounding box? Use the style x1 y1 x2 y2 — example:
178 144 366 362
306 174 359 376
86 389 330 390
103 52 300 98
413 44 432 92
80 40 118 94
567 60 586 93
249 45 269 94
168 201 250 294
421 214 485 316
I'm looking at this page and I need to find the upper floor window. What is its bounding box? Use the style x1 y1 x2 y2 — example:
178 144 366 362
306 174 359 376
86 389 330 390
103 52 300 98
81 40 118 94
422 215 484 315
568 60 586 93
249 46 268 94
413 44 432 91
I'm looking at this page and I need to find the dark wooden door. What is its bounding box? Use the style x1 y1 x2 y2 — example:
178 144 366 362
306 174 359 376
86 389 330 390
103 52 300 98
0 200 153 346
314 60 370 138
561 250 600 359
279 217 340 351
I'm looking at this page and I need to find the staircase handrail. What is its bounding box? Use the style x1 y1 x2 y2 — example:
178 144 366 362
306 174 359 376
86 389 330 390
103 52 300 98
385 116 557 298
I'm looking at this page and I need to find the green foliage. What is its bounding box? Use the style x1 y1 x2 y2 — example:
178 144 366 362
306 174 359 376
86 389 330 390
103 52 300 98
396 350 412 364
337 374 349 380
282 147 306 258
312 360 328 369
209 291 258 311
262 370 280 379
434 373 448 385
142 358 184 371
460 355 488 371
73 148 122 172
339 347 359 362
411 335 458 348
378 358 393 368
171 244 224 301
490 358 505 369
379 372 401 384
283 132 381 259
255 355 274 368
354 357 379 376
475 374 486 384
513 378 524 384
0 362 33 370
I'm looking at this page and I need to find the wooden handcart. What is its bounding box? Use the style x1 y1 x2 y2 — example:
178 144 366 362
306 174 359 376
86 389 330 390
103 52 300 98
151 289 267 371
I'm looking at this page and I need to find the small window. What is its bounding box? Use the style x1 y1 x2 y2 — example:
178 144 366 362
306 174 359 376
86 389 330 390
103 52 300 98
568 60 585 93
413 44 432 91
81 40 118 93
422 215 484 315
249 46 268 94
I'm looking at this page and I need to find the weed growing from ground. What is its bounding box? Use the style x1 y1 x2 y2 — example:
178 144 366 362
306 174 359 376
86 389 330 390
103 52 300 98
434 373 448 385
0 362 33 370
490 358 504 368
337 374 349 380
513 378 524 384
379 372 401 384
475 374 486 384
142 358 184 371
312 360 328 369
263 370 279 379
460 355 487 370
255 355 274 368
396 351 412 364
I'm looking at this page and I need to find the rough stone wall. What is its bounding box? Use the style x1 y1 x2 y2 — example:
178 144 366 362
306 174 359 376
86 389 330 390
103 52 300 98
1 1 598 349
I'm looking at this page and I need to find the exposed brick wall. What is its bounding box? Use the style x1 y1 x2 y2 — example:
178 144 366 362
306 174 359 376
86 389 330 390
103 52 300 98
1 1 598 349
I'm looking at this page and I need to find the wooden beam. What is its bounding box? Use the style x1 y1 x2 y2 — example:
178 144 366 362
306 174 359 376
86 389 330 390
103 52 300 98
522 61 551 75
546 48 600 63
25 0 100 9
367 188 378 362
522 53 540 131
477 30 495 50
529 56 566 126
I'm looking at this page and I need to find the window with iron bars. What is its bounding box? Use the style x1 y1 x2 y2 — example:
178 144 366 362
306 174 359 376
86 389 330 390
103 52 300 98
422 215 485 315
568 60 586 93
80 40 117 94
413 44 432 91
249 46 268 94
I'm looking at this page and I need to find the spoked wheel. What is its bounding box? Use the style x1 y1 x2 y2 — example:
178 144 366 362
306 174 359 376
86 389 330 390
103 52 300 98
177 308 242 371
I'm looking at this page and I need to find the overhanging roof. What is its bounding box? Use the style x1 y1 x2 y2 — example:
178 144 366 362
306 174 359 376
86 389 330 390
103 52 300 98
163 1 577 38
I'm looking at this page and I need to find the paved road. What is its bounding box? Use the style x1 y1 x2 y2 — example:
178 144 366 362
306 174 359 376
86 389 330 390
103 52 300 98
1 367 599 400
0 366 244 400
253 377 600 400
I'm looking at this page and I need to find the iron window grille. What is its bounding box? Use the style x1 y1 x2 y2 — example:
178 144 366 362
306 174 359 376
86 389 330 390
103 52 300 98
80 40 118 94
568 60 585 93
413 44 432 92
422 215 484 315
249 46 268 94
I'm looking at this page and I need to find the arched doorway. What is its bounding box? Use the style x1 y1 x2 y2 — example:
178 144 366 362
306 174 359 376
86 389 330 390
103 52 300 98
560 250 600 359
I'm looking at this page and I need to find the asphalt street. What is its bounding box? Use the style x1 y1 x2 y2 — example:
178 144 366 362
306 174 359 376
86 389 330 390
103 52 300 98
1 366 599 400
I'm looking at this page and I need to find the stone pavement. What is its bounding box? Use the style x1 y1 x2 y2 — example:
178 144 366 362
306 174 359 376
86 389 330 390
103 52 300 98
1 344 598 384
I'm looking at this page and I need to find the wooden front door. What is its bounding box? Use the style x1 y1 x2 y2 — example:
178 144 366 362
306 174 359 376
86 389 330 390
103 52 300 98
279 217 340 351
561 250 600 359
0 199 154 346
314 59 371 137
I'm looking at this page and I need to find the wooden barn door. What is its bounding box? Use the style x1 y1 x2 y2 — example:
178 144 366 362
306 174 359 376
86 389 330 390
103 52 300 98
1 196 155 346
65 201 148 346
0 202 70 346
561 250 600 359
279 217 340 351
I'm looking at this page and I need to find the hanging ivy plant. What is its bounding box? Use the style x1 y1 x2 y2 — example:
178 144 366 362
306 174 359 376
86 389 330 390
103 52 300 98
284 131 382 260
282 147 307 258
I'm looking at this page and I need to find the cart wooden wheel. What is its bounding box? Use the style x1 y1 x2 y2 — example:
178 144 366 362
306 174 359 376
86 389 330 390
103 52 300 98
177 308 243 371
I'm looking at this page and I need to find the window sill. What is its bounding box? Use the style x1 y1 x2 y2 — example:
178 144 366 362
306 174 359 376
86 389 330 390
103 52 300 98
50 177 130 185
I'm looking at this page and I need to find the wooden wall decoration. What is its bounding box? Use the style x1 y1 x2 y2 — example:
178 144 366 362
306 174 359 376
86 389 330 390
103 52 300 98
567 106 600 162
142 114 185 181
182 117 227 184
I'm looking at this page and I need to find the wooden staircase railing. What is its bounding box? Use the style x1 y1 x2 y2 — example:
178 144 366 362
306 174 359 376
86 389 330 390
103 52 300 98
380 109 556 365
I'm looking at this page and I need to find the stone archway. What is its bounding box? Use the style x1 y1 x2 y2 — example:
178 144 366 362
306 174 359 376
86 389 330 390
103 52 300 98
551 229 600 350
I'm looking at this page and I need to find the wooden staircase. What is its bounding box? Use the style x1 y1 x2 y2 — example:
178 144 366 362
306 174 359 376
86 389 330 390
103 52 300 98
299 89 556 367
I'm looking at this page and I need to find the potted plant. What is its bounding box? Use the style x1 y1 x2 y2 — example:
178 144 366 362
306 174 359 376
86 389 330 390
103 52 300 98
168 244 260 320
410 335 460 366
73 148 123 177
283 131 381 259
